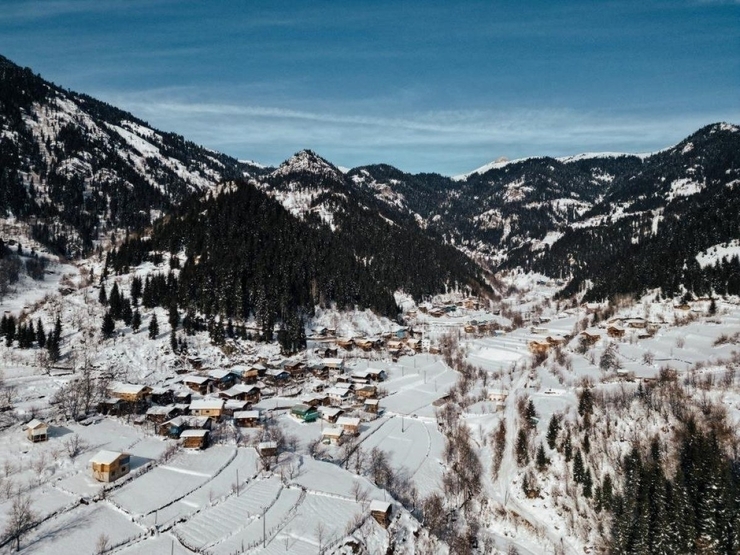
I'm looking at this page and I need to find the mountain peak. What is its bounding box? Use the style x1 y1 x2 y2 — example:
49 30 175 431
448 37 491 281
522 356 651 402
272 149 343 180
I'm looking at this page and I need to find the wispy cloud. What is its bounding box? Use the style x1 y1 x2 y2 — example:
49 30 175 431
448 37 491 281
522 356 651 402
100 91 739 175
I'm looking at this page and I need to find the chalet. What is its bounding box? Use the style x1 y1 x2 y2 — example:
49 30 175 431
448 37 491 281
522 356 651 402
290 403 319 423
90 450 130 482
321 427 344 446
351 370 371 382
301 393 329 407
223 399 250 416
607 325 625 338
219 384 261 403
181 429 209 449
528 340 551 355
173 390 192 405
265 369 290 383
98 397 126 416
159 415 211 438
627 319 647 329
109 383 152 403
407 338 421 351
283 361 305 377
335 338 354 350
355 385 377 399
580 329 602 345
546 335 567 347
189 398 225 419
233 410 261 427
208 369 237 390
322 347 338 358
354 338 374 351
258 441 278 458
182 375 212 395
336 416 361 436
319 406 344 424
488 389 508 404
364 398 379 414
367 368 387 382
145 405 180 424
326 386 354 407
25 419 48 443
387 340 403 351
321 358 345 373
313 326 328 337
391 326 407 339
370 500 392 528
150 387 173 405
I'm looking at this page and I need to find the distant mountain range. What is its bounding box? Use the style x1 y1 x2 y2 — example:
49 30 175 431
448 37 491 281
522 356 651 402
1 53 739 303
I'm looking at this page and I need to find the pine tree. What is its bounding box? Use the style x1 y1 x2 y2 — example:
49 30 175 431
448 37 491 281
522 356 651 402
36 319 45 348
170 329 177 353
525 399 538 429
54 315 61 342
563 429 573 462
547 414 560 450
535 443 550 471
109 282 122 319
168 303 179 330
515 429 529 466
98 283 107 305
131 309 141 332
148 313 159 339
573 450 585 484
121 298 133 326
583 467 593 498
101 312 115 339
583 432 591 454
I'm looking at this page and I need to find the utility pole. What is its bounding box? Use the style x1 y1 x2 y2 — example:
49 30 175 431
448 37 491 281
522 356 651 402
263 507 266 548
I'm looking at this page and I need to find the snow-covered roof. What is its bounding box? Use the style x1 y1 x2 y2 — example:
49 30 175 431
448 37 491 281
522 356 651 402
180 429 208 438
258 441 277 450
322 427 343 438
146 405 175 415
90 450 125 465
208 369 234 380
321 358 344 365
319 406 343 417
111 383 149 395
369 500 391 513
364 399 379 406
182 375 210 385
25 418 47 429
326 387 352 397
234 410 260 419
190 399 224 410
337 416 361 427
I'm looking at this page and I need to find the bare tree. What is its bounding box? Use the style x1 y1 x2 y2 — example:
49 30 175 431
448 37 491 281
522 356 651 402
95 533 111 554
3 494 37 551
315 521 327 552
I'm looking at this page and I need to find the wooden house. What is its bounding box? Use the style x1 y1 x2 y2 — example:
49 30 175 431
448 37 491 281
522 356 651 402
580 329 601 345
98 397 126 416
219 384 261 403
90 450 130 482
109 383 152 404
364 399 379 414
322 347 338 358
607 325 625 338
367 368 387 382
189 398 225 419
181 429 209 449
223 399 249 416
335 338 354 350
25 419 48 443
321 427 344 446
145 405 180 424
488 389 508 404
258 441 278 458
233 410 261 428
159 415 211 438
321 358 345 373
336 416 361 436
150 387 173 405
354 338 374 351
265 369 290 383
319 406 344 424
283 361 305 377
546 335 567 347
528 340 551 355
182 375 212 395
208 369 237 390
290 404 319 423
370 500 392 528
326 386 354 407
407 338 421 351
302 393 329 407
387 340 403 351
355 385 377 399
173 390 192 405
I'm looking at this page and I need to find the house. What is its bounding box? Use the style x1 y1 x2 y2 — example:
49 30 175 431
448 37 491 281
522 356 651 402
90 450 130 482
223 399 250 416
182 375 212 395
219 384 261 403
98 397 126 416
326 386 354 407
25 419 48 443
528 340 550 355
546 335 567 347
367 368 387 382
354 338 374 351
208 369 237 390
150 387 173 405
322 347 339 358
336 416 361 436
319 406 344 424
407 338 421 352
109 383 152 403
370 500 392 528
321 358 345 373
283 361 305 377
181 429 209 449
351 370 371 382
387 340 403 351
290 404 319 423
607 325 625 338
580 329 601 345
159 415 211 438
321 427 344 446
145 405 180 424
364 398 379 414
240 364 265 383
258 441 278 458
488 389 508 404
355 385 377 399
265 369 290 383
173 390 192 405
233 410 261 428
302 393 329 407
189 398 225 419
335 338 354 349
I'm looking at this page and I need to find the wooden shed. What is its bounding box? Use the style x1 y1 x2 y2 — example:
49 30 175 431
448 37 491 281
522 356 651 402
181 429 209 449
336 416 361 436
370 500 392 528
189 398 225 419
258 441 278 458
321 427 344 446
233 410 261 428
25 419 48 442
363 399 379 414
90 450 130 482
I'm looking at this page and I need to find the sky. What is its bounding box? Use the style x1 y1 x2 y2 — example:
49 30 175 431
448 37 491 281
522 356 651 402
0 0 738 175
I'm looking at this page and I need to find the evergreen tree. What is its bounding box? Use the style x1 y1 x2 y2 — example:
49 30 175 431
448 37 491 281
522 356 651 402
583 432 591 454
131 309 141 332
168 303 179 330
36 319 45 348
547 414 560 450
525 399 538 429
54 315 61 342
98 283 107 305
573 450 585 484
563 429 573 462
108 282 122 319
170 329 177 353
515 429 529 466
130 276 142 303
101 312 115 339
47 333 60 362
121 298 133 326
148 313 159 339
583 467 593 498
535 443 550 472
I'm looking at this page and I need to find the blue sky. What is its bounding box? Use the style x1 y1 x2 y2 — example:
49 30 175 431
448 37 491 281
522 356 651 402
0 0 738 174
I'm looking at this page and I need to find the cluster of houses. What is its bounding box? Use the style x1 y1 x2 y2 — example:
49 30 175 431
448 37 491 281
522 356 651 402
310 326 425 358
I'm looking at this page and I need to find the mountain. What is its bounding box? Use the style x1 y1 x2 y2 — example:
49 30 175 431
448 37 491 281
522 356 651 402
0 54 263 256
